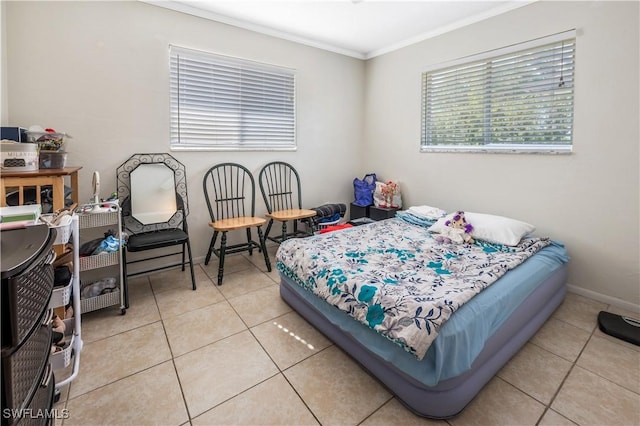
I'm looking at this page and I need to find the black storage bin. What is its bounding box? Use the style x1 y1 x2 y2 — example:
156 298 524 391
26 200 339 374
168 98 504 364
1 313 51 416
369 206 399 221
350 202 370 220
18 366 55 426
1 224 56 426
1 226 55 348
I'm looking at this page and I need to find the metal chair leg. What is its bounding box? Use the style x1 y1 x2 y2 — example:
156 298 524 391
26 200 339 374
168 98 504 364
181 242 186 271
122 249 130 309
186 239 196 290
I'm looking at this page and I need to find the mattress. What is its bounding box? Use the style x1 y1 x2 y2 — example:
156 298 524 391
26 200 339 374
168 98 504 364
276 219 569 418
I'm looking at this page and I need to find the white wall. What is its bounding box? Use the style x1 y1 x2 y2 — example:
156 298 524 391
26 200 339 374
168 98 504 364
364 1 640 308
5 1 365 257
1 0 8 125
5 1 639 309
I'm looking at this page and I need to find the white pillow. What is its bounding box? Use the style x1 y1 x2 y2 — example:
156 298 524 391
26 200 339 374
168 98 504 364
428 211 535 246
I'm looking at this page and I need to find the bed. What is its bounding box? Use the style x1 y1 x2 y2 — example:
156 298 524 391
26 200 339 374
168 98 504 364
276 214 569 419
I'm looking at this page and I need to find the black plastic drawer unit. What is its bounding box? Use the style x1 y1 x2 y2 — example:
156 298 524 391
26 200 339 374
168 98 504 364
1 225 56 426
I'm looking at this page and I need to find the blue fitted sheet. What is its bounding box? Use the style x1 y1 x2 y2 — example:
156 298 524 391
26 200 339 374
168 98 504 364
279 240 569 386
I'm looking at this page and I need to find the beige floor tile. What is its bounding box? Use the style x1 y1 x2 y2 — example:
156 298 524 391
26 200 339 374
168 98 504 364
201 253 258 281
265 267 282 284
174 330 279 418
577 335 640 393
69 321 171 398
53 364 72 411
163 301 247 357
228 285 291 327
498 342 572 404
214 267 278 299
243 244 279 274
552 366 640 425
251 311 332 369
284 346 391 425
65 361 188 425
126 275 153 299
192 374 319 426
594 306 640 352
361 398 445 425
80 294 160 343
538 409 578 425
530 318 591 362
449 377 545 425
155 279 224 319
148 263 210 294
552 292 607 333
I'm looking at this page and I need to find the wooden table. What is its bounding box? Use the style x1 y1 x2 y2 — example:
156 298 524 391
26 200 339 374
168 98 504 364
1 167 82 212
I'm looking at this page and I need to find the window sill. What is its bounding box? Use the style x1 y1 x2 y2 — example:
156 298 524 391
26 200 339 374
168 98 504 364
420 144 572 154
170 145 297 152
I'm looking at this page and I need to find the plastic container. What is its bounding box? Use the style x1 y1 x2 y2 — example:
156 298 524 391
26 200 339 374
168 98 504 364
50 318 75 370
49 274 73 309
38 151 67 169
25 131 68 151
40 213 73 244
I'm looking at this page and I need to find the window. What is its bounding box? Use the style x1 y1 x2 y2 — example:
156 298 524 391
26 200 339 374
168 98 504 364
170 46 296 151
421 31 575 153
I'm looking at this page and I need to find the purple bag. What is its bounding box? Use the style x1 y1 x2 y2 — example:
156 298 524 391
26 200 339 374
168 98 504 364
353 173 376 207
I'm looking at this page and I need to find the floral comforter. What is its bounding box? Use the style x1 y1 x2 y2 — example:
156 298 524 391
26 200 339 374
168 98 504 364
276 218 550 360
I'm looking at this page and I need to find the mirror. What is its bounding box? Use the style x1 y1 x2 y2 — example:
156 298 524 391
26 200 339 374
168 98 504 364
130 163 177 224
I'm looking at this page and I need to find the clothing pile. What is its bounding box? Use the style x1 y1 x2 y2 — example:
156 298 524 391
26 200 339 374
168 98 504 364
395 205 447 228
304 203 347 232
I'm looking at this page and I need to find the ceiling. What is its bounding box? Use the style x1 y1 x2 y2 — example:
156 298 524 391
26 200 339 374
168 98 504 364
146 0 534 59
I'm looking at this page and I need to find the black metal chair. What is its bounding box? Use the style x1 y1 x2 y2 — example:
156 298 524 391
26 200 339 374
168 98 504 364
258 161 316 244
203 163 271 285
116 153 196 305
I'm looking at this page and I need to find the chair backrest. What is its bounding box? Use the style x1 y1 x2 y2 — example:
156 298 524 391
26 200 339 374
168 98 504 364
258 161 302 214
203 163 257 222
116 153 189 234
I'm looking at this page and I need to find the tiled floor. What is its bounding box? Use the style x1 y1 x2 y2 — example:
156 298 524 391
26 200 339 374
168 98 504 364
54 245 640 425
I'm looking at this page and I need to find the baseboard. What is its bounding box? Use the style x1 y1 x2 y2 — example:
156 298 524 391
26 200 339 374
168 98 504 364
567 283 640 314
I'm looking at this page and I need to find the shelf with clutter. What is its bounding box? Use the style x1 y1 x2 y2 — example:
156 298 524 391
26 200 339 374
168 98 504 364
40 209 83 393
1 125 80 214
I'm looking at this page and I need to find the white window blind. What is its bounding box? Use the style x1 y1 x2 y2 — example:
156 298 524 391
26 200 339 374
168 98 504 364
421 31 575 153
170 46 296 151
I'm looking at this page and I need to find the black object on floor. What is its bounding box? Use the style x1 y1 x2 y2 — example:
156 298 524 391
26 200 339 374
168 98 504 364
597 311 640 346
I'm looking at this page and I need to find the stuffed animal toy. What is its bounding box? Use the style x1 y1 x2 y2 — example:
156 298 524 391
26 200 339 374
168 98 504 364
435 211 475 244
381 181 399 207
